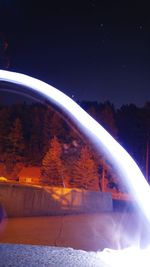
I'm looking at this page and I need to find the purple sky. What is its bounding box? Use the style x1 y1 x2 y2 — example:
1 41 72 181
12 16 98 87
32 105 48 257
0 0 150 107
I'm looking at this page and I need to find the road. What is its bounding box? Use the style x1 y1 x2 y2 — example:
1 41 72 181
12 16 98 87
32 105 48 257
0 212 149 251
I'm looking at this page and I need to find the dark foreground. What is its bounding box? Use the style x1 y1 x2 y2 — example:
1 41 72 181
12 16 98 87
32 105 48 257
0 243 105 267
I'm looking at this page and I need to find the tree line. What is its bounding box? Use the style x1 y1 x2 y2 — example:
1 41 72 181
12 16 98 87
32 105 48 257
0 100 149 190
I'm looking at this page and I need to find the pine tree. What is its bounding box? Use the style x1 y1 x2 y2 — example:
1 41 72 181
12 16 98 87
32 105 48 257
41 136 64 186
5 118 25 177
28 105 44 164
0 33 9 69
99 101 118 138
42 106 68 154
8 118 25 157
0 107 10 159
74 146 99 190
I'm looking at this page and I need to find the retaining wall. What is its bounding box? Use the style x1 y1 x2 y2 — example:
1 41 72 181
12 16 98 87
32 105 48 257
0 183 112 217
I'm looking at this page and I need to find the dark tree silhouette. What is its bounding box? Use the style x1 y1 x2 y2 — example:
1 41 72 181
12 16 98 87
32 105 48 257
0 33 9 69
4 117 25 179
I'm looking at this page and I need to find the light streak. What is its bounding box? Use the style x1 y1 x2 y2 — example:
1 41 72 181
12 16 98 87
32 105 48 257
99 246 150 267
0 69 150 225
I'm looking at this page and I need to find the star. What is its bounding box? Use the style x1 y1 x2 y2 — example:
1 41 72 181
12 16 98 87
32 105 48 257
137 25 144 30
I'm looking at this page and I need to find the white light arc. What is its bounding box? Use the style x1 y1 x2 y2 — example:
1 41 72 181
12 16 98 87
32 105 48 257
0 70 150 223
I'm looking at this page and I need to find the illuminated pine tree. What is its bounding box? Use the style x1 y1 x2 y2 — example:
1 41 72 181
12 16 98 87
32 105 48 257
74 146 99 190
41 136 64 186
5 118 25 177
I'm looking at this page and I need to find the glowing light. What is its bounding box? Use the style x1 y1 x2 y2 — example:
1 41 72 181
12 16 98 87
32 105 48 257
0 177 8 182
0 70 150 225
99 246 150 267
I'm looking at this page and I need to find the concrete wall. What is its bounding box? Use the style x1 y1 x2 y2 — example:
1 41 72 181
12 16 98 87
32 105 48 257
0 183 112 217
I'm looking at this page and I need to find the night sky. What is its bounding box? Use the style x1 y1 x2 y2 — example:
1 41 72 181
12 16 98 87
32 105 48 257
0 0 150 107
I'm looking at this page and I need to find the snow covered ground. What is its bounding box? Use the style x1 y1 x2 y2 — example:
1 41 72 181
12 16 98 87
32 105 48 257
0 243 110 267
